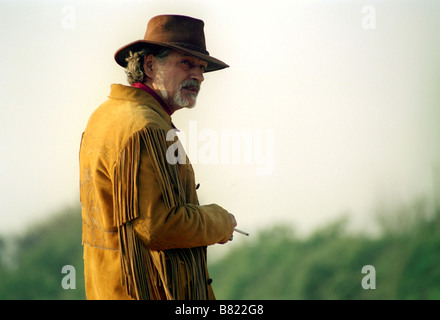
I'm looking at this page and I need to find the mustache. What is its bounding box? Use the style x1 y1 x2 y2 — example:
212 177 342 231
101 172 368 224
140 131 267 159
180 79 201 92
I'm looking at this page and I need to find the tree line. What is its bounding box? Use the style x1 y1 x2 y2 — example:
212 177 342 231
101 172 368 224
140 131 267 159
1 194 439 300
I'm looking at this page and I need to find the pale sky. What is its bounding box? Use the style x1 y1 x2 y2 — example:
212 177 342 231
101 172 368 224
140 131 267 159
1 0 439 250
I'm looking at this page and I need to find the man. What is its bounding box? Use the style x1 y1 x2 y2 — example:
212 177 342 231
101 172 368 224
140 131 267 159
79 15 237 300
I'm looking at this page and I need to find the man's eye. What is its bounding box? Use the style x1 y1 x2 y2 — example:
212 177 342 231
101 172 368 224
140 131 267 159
181 60 191 66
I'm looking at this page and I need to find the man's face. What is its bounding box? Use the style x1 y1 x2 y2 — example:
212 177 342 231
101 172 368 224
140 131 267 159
148 50 208 112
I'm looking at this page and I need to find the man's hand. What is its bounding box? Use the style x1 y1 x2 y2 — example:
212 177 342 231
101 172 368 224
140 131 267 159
229 213 237 241
230 213 237 229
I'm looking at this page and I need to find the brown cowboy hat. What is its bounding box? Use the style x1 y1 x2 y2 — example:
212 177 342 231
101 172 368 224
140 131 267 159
114 15 229 73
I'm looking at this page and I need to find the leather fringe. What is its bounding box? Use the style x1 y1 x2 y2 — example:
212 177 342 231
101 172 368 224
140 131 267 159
113 127 209 300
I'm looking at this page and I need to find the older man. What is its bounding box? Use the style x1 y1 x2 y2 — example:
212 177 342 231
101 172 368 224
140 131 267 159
79 15 237 300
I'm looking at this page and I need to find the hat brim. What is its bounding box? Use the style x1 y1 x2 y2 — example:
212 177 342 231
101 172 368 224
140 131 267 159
114 40 229 73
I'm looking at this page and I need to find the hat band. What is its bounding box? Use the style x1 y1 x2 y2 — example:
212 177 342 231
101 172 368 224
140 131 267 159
169 42 210 56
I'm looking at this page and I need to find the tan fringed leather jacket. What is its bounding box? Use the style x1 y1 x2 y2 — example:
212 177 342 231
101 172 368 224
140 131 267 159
79 84 232 300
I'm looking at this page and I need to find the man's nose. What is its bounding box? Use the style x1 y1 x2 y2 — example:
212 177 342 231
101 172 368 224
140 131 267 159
191 67 204 83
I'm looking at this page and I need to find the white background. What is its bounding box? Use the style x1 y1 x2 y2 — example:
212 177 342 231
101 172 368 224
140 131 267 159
1 1 439 258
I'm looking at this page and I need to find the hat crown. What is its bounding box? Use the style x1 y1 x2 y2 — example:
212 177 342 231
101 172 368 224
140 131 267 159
144 15 208 55
114 14 228 72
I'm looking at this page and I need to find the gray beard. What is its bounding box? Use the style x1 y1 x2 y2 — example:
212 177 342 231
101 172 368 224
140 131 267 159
156 69 199 109
158 87 196 109
173 79 199 108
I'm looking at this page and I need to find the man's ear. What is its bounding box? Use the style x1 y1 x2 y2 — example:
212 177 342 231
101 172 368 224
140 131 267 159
143 54 155 79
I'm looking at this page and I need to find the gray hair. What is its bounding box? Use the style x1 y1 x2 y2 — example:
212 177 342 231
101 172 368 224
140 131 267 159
125 47 171 84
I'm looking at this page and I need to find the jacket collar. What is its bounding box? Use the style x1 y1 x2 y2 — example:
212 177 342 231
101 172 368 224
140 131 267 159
130 82 173 116
108 83 172 126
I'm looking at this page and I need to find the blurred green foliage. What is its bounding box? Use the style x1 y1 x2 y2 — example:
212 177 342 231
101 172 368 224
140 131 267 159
0 206 85 300
209 196 440 300
0 195 439 300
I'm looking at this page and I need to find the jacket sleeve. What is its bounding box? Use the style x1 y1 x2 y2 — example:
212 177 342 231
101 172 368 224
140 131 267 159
125 127 233 251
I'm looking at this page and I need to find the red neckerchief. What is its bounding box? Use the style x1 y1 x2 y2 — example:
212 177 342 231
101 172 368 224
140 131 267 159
131 82 173 116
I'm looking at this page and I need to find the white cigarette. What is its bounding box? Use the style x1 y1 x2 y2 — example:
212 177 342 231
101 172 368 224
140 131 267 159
234 228 249 236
